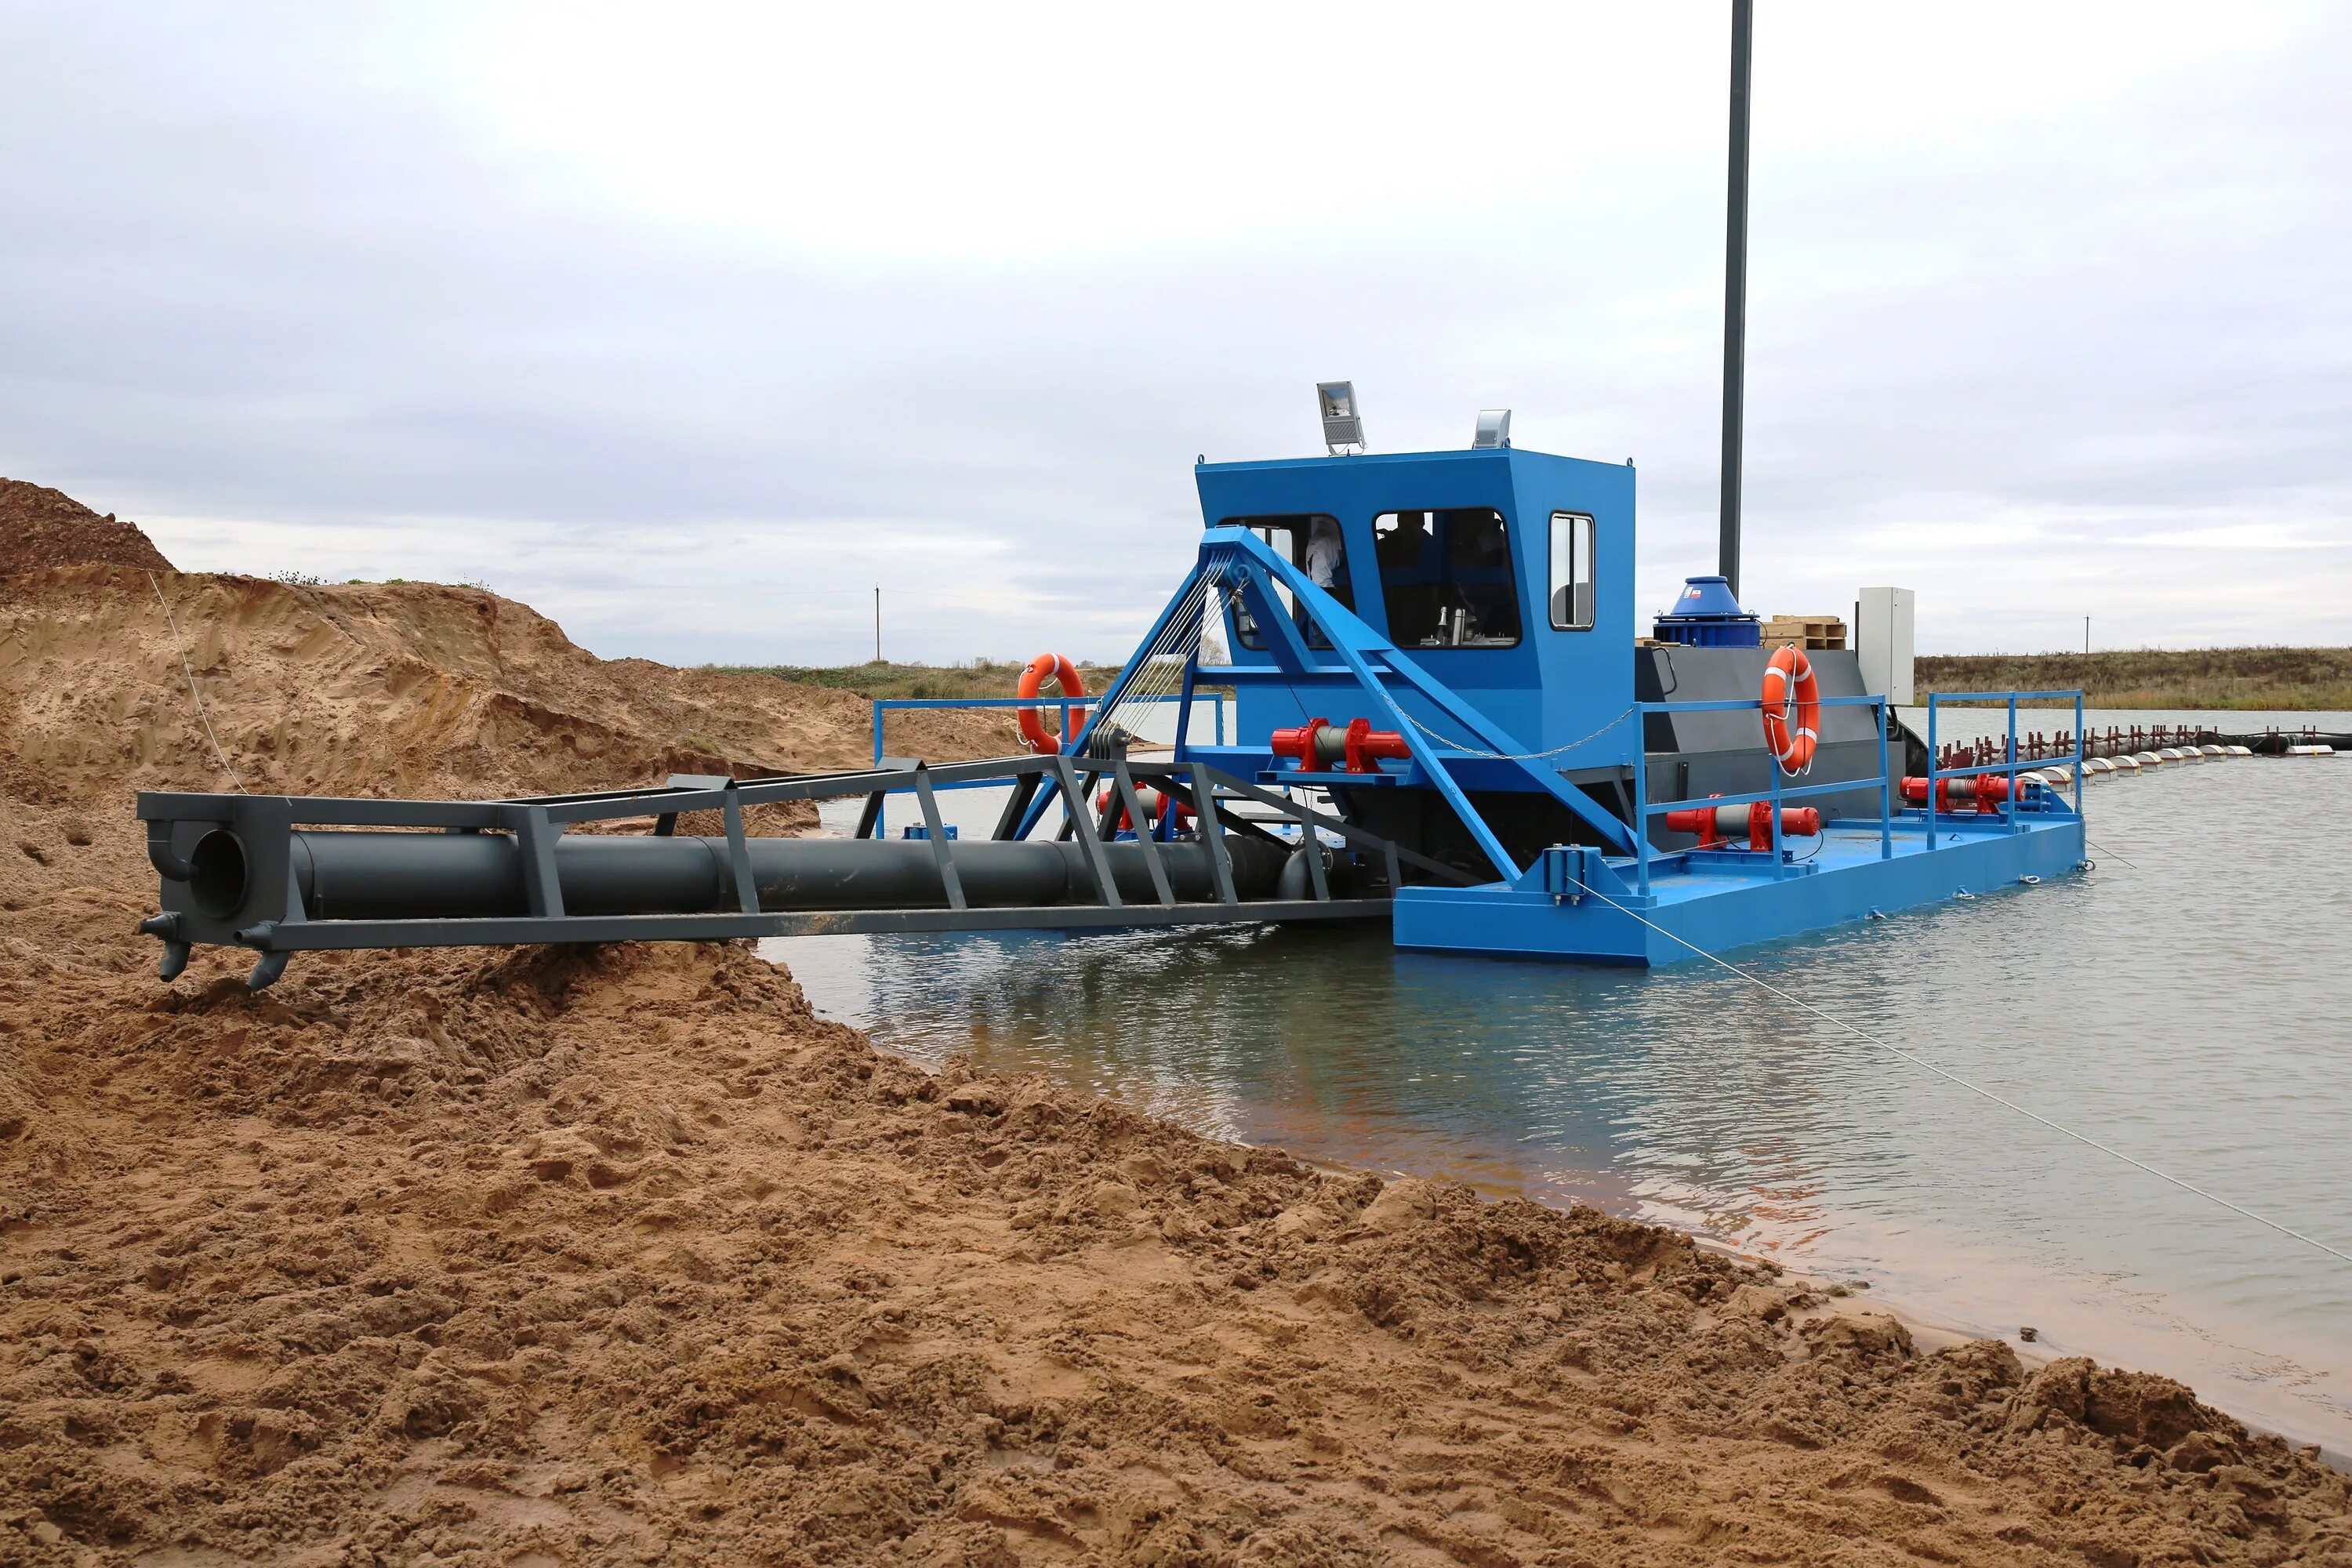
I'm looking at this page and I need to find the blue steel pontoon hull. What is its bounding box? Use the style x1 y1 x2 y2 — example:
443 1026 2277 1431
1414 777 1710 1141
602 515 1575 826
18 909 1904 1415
1393 813 2085 965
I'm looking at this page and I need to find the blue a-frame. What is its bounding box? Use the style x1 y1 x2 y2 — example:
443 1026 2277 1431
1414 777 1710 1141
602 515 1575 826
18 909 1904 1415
1061 445 1649 875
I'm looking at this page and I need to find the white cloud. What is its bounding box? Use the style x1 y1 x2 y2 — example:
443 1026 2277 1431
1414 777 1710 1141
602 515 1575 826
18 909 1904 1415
2 0 2347 662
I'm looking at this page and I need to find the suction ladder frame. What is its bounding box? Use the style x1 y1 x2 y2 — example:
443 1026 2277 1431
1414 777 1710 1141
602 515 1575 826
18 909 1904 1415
137 752 1424 989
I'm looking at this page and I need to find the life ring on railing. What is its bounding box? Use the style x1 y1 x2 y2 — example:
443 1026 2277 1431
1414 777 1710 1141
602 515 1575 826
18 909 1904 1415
1015 652 1087 754
1761 644 1820 774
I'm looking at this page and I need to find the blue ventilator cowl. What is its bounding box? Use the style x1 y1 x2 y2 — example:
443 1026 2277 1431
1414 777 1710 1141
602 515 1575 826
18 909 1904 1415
1653 574 1762 647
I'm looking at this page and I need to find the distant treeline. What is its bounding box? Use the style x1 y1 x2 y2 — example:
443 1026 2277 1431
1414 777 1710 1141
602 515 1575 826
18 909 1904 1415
1916 647 2352 710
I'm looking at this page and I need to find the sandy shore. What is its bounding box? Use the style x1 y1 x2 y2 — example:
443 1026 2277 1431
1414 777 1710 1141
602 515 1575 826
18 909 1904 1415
4 803 2349 1566
5 556 2350 1565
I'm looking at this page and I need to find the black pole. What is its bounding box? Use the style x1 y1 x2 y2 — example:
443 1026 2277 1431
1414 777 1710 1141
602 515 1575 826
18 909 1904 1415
1719 0 1753 599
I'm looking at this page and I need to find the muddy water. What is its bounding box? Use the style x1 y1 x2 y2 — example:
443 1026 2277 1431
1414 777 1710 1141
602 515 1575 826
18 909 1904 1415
766 707 2352 1456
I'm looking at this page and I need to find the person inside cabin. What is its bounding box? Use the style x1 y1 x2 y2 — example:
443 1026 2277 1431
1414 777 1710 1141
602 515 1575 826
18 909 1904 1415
1376 510 1440 645
1304 516 1345 593
1446 508 1520 644
1298 515 1352 647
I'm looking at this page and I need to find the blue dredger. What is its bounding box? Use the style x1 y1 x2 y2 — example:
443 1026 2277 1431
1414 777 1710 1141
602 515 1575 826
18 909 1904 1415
134 403 2086 989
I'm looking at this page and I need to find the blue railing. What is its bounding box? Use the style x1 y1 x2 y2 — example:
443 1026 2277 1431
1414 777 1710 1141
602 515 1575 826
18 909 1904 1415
1622 688 2085 895
865 693 1223 835
1628 694 1896 896
1922 688 2085 844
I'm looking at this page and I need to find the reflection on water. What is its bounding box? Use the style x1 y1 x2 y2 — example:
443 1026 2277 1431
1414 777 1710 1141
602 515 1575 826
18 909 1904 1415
768 709 2352 1454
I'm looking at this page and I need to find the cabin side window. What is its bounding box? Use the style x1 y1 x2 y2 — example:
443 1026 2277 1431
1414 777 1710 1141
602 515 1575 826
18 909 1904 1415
1371 508 1521 648
1221 514 1349 649
1548 511 1596 630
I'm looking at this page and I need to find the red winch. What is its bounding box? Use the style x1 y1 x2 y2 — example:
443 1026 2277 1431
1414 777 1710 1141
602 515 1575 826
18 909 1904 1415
1663 797 1823 851
1900 775 2023 815
1091 784 1197 833
1269 717 1411 775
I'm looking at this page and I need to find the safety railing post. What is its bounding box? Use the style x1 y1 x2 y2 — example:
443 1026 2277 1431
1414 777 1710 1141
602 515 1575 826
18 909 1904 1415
1877 695 1893 861
871 699 885 837
1926 696 1940 851
1632 709 1651 897
2074 691 2085 828
2005 695 2020 833
1768 703 1785 870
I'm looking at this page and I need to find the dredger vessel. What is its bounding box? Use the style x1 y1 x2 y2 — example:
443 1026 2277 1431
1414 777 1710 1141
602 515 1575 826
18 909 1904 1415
137 413 2089 988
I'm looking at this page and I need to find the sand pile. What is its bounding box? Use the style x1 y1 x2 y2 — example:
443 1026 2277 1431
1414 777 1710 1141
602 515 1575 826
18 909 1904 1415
0 479 176 577
1 564 1005 806
1 538 2347 1563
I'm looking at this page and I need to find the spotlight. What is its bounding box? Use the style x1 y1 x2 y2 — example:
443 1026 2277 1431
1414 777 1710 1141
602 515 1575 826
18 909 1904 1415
1316 382 1364 455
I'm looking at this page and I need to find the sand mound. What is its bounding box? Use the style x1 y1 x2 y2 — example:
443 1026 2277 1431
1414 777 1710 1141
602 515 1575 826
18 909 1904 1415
0 479 175 577
0 564 1006 805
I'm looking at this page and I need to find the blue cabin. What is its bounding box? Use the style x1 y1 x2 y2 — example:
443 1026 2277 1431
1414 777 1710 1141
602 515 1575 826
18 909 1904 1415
1194 447 1639 775
1069 431 2090 962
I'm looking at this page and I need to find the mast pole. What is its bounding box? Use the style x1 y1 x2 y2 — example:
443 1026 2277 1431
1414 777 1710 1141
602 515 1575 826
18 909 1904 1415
1719 0 1754 598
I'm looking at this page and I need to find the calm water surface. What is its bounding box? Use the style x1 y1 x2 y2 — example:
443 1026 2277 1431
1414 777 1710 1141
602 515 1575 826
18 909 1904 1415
766 709 2352 1454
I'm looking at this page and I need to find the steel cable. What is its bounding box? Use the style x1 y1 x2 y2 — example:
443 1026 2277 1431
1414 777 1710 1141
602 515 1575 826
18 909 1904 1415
147 570 246 794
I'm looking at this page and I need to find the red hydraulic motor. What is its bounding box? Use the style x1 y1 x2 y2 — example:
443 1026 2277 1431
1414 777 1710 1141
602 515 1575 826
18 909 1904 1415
1269 717 1411 775
1664 797 1823 851
1091 784 1197 834
1900 774 2022 814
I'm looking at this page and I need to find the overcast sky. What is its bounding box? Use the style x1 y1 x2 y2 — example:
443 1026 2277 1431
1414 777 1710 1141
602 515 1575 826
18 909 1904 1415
3 2 2347 662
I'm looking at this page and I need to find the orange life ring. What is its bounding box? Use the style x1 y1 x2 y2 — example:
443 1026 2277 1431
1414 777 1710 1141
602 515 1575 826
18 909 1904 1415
1015 652 1086 754
1761 644 1820 774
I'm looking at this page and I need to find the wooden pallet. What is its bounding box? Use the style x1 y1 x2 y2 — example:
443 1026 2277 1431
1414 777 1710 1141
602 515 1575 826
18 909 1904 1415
1762 615 1846 651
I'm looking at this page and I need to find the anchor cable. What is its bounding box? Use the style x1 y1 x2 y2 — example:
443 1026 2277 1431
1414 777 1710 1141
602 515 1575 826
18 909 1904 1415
147 570 246 794
2083 837 2140 869
1572 880 2352 1270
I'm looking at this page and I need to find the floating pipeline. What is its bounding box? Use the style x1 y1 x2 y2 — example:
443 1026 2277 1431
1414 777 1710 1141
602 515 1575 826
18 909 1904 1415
1936 724 2350 774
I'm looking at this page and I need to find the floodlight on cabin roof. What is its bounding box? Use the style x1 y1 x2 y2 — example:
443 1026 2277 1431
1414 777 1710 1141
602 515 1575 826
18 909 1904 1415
1472 408 1512 449
1316 382 1364 455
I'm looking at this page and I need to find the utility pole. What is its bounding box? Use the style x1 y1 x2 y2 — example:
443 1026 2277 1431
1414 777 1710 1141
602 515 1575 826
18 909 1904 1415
874 585 882 664
2085 615 2090 655
1719 0 1754 599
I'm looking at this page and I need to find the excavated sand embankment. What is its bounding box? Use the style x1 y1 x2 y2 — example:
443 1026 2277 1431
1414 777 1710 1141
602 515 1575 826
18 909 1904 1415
1 544 2347 1566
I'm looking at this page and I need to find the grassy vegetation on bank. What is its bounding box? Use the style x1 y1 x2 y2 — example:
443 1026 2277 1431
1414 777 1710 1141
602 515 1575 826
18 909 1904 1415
1916 647 2352 710
706 659 1123 702
720 648 2352 713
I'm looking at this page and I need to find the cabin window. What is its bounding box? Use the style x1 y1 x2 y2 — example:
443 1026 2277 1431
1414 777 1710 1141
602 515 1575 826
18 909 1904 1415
1371 508 1521 648
1221 514 1349 649
1548 511 1596 630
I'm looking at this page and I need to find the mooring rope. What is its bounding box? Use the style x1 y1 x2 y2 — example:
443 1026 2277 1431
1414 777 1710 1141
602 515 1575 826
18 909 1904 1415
2085 837 2140 869
1572 880 2352 1270
147 569 246 794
